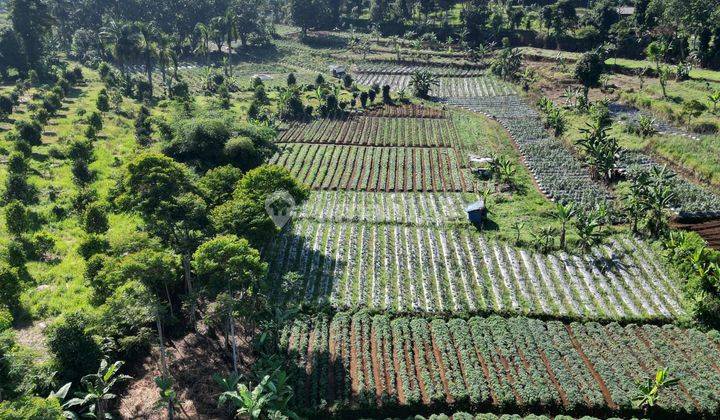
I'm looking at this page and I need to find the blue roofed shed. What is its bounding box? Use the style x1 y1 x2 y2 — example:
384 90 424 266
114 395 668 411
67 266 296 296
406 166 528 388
466 199 487 224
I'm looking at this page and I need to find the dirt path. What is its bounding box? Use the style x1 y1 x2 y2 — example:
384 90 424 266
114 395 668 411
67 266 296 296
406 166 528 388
564 324 618 410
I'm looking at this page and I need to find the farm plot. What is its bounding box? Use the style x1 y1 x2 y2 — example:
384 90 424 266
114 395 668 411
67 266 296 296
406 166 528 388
296 191 476 226
282 313 720 416
267 220 682 320
443 96 612 210
354 73 515 98
269 144 473 192
277 114 460 147
622 151 720 218
355 63 484 76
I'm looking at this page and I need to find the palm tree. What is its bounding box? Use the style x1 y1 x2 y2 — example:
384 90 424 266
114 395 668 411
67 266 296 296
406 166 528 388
194 23 211 66
224 9 238 57
136 22 158 99
156 34 173 97
555 202 575 250
107 22 141 78
209 16 225 53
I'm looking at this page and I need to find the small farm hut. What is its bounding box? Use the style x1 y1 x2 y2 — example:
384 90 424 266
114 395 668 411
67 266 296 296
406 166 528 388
466 199 487 225
329 65 346 78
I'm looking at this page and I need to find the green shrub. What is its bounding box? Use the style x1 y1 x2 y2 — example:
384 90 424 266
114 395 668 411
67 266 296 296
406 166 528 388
98 280 155 361
0 397 64 420
46 311 102 384
78 233 110 260
690 119 719 135
0 304 12 331
14 120 42 146
0 263 21 308
29 231 56 260
83 202 109 234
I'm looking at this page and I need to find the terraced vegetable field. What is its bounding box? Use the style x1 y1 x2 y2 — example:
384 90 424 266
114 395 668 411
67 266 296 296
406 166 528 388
622 151 720 218
268 220 682 319
354 73 515 98
283 313 720 416
277 113 459 147
296 191 476 225
355 63 485 76
269 144 474 192
443 96 612 210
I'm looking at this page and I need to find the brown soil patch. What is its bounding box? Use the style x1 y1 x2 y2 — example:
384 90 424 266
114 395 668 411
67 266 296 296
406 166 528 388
429 335 453 404
369 324 385 402
412 340 431 405
470 343 499 405
392 335 407 405
349 322 360 398
496 352 524 406
564 324 618 410
119 326 248 420
537 348 570 408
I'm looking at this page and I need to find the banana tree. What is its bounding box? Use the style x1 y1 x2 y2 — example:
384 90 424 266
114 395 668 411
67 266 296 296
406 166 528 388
65 360 131 419
555 202 575 250
632 367 679 413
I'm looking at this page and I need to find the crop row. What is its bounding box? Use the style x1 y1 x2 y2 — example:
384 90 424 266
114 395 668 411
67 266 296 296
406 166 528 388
269 144 473 192
282 313 720 416
355 63 485 77
354 74 515 98
296 191 475 226
363 104 447 118
622 151 720 218
267 220 682 320
442 96 612 210
277 115 460 147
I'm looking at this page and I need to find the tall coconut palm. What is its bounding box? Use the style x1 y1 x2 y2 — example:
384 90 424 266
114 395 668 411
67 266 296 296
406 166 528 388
194 23 211 66
156 33 173 97
209 16 225 53
136 22 158 98
106 22 141 78
224 9 238 57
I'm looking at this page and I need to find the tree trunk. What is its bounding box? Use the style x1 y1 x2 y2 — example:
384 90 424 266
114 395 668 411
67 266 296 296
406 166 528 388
560 224 566 250
145 58 154 98
229 312 239 375
181 255 196 327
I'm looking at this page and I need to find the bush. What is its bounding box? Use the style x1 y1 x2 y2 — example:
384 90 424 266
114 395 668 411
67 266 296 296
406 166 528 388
83 202 109 234
98 281 154 361
287 73 297 86
29 231 56 260
0 95 13 117
96 89 110 112
4 173 37 204
71 158 94 186
0 305 11 331
6 240 27 268
0 397 64 420
224 136 261 171
46 311 102 384
4 200 31 237
78 234 110 260
690 119 718 135
15 120 42 146
67 137 94 162
0 264 21 309
164 117 231 168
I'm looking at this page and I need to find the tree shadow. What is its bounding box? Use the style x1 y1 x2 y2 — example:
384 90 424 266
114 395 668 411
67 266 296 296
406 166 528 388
265 220 344 309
